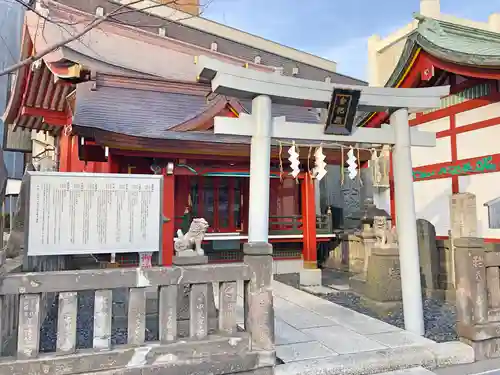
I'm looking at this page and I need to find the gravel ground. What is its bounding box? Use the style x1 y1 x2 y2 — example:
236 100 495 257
274 270 458 343
39 289 156 352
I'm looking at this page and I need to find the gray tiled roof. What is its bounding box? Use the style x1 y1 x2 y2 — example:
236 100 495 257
240 100 320 124
57 0 366 85
74 84 213 137
415 14 500 67
73 83 321 140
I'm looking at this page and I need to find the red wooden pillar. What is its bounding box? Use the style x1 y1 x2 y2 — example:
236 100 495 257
58 133 71 172
105 151 119 173
301 173 317 269
389 151 397 226
162 166 175 266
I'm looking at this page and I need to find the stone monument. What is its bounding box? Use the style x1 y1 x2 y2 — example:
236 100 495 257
416 219 440 293
6 164 35 261
449 193 478 288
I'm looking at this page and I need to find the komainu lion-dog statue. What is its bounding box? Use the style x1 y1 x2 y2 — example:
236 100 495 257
373 216 398 247
174 218 209 256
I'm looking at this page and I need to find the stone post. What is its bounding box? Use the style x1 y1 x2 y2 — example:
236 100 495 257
243 242 274 352
0 259 4 356
6 166 34 263
454 237 487 327
360 227 377 278
416 219 439 291
173 255 218 336
450 193 478 288
453 237 499 359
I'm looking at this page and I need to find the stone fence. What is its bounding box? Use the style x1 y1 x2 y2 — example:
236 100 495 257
454 237 500 360
0 252 69 356
0 243 275 375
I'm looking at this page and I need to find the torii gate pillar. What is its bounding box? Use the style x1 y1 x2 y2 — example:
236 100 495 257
247 95 272 243
245 101 425 335
391 108 425 335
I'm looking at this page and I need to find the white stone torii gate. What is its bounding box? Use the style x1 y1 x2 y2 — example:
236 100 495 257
196 56 449 336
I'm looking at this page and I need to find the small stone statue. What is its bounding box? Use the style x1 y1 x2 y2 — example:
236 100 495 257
174 218 209 257
373 216 398 247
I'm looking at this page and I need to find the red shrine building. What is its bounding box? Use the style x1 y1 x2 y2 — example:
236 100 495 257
363 4 500 241
3 0 367 269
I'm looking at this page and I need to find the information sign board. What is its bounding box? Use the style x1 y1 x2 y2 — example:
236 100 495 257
26 172 163 256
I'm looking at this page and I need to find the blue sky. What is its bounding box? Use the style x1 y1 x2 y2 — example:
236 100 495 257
204 0 500 80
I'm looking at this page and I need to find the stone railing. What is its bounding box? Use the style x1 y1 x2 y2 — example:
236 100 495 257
455 237 500 360
0 254 22 356
0 254 69 356
0 243 275 375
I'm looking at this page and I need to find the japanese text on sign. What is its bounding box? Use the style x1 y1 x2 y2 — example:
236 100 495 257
27 172 163 256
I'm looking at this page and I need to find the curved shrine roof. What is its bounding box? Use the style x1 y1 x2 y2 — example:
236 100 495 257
72 73 321 141
359 14 500 127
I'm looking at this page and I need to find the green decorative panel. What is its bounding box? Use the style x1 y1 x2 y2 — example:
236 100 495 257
423 83 491 115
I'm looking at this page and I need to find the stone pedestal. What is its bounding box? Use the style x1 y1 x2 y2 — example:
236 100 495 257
351 245 403 315
173 255 218 336
323 228 375 274
300 268 322 286
173 255 208 265
364 246 402 302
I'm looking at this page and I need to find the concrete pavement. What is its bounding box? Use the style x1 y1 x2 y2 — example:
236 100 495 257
434 358 500 375
215 280 475 375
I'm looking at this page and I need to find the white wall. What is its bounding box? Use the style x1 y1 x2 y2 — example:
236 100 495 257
411 117 451 167
459 173 500 238
411 138 451 167
455 102 500 127
416 117 450 133
457 125 500 160
414 179 452 236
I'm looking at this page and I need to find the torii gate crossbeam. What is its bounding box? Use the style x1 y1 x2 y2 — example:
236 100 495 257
196 56 450 336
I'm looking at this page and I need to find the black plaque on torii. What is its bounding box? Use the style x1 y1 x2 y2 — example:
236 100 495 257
325 88 361 135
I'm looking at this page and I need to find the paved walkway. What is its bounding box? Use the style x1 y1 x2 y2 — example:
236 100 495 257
271 281 434 361
227 280 474 375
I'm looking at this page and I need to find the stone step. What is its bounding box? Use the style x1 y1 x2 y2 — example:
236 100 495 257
376 367 437 374
77 348 274 375
275 342 472 375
